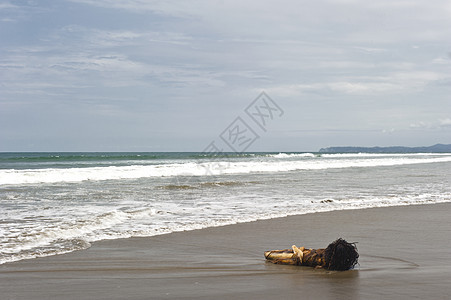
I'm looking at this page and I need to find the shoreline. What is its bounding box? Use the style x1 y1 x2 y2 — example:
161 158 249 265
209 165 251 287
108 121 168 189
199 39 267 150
2 200 449 266
1 203 451 299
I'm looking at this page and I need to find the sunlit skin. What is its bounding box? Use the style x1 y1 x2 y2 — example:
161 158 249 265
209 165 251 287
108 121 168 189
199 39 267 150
265 239 359 271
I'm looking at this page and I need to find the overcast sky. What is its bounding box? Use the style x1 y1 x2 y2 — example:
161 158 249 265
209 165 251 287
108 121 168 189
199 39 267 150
1 0 450 152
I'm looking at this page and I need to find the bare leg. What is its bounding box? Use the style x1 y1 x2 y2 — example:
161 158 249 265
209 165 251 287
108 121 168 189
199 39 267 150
292 245 304 263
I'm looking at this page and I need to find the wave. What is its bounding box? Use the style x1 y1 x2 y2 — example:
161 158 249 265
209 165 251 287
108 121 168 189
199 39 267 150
0 208 158 264
1 155 451 185
319 152 451 158
0 152 266 164
2 151 450 162
2 193 450 265
271 153 316 158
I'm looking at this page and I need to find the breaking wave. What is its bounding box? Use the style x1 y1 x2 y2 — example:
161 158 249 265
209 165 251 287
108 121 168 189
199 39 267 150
1 154 451 185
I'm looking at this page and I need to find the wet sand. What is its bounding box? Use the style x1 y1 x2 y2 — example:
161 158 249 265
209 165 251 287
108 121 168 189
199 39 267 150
1 203 451 299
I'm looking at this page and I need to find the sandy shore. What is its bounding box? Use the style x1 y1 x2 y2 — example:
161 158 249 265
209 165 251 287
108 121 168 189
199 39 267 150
1 203 451 299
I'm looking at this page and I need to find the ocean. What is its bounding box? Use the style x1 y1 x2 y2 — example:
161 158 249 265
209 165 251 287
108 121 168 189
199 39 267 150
1 152 451 264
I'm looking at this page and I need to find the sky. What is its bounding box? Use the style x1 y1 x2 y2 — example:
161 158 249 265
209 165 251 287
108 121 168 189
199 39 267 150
1 0 450 152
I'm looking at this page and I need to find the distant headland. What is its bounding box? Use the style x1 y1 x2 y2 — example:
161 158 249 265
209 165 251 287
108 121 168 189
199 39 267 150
319 143 451 153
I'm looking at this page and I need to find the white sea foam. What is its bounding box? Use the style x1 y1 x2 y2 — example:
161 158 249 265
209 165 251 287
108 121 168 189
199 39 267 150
271 153 316 158
320 152 451 158
0 208 159 264
1 192 450 265
223 156 451 174
1 155 451 185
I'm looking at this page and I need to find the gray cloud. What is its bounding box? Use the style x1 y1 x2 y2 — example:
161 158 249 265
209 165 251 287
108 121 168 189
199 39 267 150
1 0 450 151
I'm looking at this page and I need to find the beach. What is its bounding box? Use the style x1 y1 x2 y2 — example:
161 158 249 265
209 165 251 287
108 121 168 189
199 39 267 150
1 202 450 299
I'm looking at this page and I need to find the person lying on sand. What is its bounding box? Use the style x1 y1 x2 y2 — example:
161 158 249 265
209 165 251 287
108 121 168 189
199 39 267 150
264 238 359 271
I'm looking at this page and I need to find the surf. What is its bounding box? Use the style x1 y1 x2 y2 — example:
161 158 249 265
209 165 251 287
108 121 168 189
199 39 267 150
1 153 451 185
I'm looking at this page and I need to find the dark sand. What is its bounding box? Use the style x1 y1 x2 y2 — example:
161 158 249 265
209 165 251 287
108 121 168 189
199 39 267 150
1 203 451 299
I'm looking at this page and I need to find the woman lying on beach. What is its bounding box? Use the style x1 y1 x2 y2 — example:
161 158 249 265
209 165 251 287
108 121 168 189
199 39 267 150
264 238 359 271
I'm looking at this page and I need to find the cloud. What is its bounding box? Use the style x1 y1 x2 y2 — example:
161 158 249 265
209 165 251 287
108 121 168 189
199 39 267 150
0 23 224 95
2 51 225 92
2 0 451 150
266 81 401 97
67 0 177 13
409 119 451 130
353 46 387 54
328 81 401 94
439 118 451 128
266 70 446 97
66 0 451 43
0 1 51 23
0 2 18 10
55 25 192 48
409 122 432 129
432 55 451 65
382 128 395 134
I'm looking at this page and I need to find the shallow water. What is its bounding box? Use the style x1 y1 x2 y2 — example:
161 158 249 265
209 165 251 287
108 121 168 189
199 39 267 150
1 152 451 263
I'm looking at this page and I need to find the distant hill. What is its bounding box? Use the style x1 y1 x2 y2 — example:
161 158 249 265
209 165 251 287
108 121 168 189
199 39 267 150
319 144 451 153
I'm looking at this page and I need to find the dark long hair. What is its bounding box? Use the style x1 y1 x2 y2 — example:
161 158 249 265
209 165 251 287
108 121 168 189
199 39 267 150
324 238 359 271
